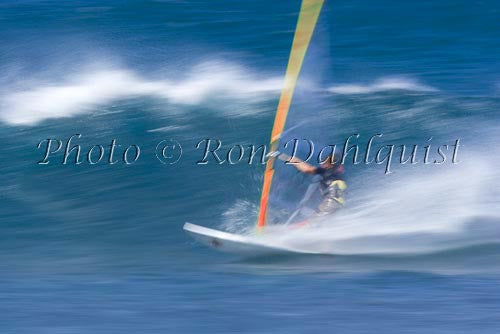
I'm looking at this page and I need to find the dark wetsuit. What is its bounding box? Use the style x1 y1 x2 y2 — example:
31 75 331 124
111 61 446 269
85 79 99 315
314 166 347 216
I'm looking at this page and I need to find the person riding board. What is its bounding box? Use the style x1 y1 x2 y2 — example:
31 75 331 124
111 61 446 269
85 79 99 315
276 152 346 224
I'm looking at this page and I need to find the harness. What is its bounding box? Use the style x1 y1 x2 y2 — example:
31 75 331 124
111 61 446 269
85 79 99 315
322 179 347 205
319 168 347 205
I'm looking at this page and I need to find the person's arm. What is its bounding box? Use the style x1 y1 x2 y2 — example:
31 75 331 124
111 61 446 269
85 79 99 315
277 153 317 174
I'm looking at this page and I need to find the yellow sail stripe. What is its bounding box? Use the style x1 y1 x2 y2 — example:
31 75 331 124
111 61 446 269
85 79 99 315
257 0 324 229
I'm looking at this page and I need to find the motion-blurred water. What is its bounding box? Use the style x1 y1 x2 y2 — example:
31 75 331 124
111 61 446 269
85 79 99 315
1 0 499 333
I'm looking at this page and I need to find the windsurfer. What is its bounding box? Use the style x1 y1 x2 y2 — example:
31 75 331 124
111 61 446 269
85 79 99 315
278 152 346 222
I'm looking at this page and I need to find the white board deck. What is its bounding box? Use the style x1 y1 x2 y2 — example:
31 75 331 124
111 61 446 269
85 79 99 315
183 222 320 256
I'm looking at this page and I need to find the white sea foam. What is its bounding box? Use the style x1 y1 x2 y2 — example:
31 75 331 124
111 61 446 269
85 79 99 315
147 125 188 132
327 77 437 95
0 61 440 127
1 63 440 126
0 61 283 126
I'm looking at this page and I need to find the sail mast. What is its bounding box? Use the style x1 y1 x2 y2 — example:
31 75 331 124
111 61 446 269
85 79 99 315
257 0 324 229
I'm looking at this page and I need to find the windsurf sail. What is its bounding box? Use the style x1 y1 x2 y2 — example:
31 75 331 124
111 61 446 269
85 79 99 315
257 0 324 229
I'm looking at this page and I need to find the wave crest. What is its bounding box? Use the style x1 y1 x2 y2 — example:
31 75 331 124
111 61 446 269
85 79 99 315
327 77 437 95
0 61 282 126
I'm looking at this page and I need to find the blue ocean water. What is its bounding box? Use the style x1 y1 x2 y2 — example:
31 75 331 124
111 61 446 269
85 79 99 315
1 0 500 333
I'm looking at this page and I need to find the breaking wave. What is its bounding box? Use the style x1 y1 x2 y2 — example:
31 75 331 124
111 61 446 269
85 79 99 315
327 77 437 95
0 61 283 126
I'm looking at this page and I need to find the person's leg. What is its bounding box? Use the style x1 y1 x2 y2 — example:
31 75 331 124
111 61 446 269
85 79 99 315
289 199 343 228
317 198 341 216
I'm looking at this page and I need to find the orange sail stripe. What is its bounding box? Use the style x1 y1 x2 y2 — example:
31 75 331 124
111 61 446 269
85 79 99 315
257 0 324 229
